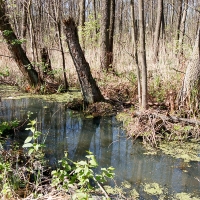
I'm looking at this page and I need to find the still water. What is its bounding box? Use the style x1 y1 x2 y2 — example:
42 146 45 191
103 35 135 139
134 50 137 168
0 97 200 199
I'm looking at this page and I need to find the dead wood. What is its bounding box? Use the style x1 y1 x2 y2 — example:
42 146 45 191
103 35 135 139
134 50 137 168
132 111 200 125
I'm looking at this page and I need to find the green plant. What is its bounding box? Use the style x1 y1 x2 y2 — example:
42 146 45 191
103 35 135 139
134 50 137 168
0 66 10 77
11 38 26 45
22 118 46 194
51 151 115 197
2 30 13 36
149 76 165 103
23 119 45 158
0 161 13 198
79 14 101 46
0 120 19 135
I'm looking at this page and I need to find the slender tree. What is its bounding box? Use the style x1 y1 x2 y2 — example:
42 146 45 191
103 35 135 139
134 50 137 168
100 0 111 71
175 0 183 53
178 0 189 56
130 0 141 104
139 0 148 110
21 0 28 51
108 0 115 59
79 0 86 50
153 0 163 62
51 0 69 90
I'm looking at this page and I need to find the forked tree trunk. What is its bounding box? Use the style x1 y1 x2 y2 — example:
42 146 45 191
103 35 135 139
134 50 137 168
63 18 104 105
179 27 200 112
0 0 41 87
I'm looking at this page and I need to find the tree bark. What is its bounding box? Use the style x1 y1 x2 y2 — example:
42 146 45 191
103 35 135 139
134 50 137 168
100 0 111 71
63 18 104 105
153 0 163 62
108 0 115 63
0 0 41 87
79 0 86 51
179 27 200 112
40 47 53 78
130 0 141 105
21 0 28 51
175 0 183 53
139 0 148 110
178 0 188 56
51 0 69 90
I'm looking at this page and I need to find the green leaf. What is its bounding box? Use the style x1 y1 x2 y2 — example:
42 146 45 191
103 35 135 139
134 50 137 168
72 192 88 200
88 155 98 167
22 143 33 148
34 144 39 151
77 161 87 166
24 136 32 144
28 148 34 156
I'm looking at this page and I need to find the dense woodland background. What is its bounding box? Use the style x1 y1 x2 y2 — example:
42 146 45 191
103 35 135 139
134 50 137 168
0 0 199 112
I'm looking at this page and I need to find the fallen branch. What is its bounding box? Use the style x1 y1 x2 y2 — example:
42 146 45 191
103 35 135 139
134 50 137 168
133 111 200 125
93 177 110 199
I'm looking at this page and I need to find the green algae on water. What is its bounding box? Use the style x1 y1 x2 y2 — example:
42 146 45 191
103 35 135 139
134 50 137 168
175 192 200 200
0 85 82 103
159 141 200 162
130 189 139 199
143 182 164 196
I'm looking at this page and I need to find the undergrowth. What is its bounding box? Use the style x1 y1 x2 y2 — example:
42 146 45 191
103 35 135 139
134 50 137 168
0 117 115 199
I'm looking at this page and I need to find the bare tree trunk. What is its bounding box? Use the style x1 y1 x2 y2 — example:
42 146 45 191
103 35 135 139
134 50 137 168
179 27 200 112
118 0 123 40
57 20 69 91
106 0 115 69
108 0 115 54
130 0 141 105
79 0 86 51
21 0 28 51
52 0 69 90
63 18 104 105
178 0 188 56
175 0 183 53
170 0 174 25
27 0 39 63
92 0 98 35
139 0 148 110
150 0 154 39
0 0 41 87
100 0 111 71
40 47 53 78
153 0 163 62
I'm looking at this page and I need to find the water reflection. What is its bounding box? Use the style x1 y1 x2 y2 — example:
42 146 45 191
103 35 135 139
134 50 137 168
0 98 200 197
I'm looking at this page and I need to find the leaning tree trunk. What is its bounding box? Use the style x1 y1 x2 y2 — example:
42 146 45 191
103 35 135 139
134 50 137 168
0 0 40 87
179 27 200 112
63 18 104 105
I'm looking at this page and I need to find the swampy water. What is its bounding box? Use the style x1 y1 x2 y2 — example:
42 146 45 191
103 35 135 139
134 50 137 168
0 97 200 199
